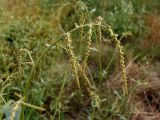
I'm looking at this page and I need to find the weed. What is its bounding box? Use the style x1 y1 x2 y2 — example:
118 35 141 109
0 0 160 120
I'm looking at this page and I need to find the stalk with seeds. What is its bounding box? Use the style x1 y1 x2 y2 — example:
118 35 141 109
22 102 45 112
79 12 86 45
81 26 93 90
65 33 80 89
96 16 103 44
108 26 128 95
10 98 24 120
82 25 93 72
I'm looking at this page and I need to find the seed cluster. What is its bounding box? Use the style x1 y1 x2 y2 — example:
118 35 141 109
108 26 128 95
79 13 86 44
64 26 93 95
65 33 80 89
10 98 24 120
96 16 103 44
10 94 45 120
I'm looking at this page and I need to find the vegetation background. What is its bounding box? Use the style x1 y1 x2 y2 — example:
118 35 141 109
0 0 160 120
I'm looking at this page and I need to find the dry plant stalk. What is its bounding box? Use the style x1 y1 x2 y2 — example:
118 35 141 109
17 49 34 81
10 97 24 120
65 33 80 89
79 12 86 44
14 92 22 98
64 26 93 95
81 26 93 89
96 16 103 44
116 40 128 95
22 102 45 112
10 93 45 119
82 26 92 71
108 26 128 95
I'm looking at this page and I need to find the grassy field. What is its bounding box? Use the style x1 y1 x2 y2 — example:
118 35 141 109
0 0 160 120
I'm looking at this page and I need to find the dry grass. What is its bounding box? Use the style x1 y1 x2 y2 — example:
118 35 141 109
142 15 160 49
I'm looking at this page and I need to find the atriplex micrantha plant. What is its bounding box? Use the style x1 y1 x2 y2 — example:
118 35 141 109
58 16 128 97
22 16 128 112
57 17 129 109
